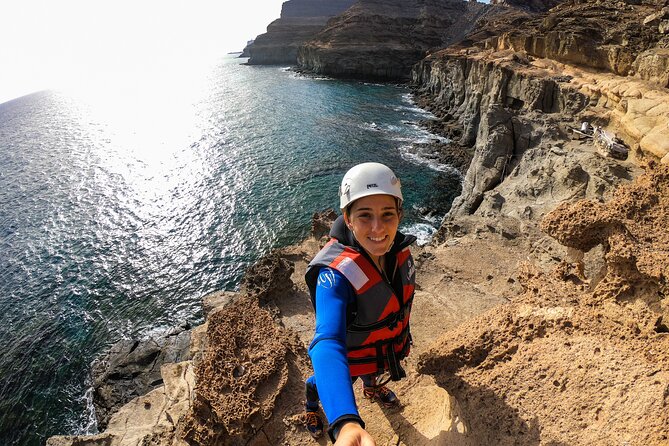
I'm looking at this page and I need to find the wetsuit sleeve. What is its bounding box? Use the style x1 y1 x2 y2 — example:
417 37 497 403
308 267 363 436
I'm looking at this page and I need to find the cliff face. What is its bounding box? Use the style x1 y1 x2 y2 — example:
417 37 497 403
489 0 669 88
415 50 669 218
246 0 355 65
297 0 490 80
491 0 564 12
419 164 669 446
412 0 669 218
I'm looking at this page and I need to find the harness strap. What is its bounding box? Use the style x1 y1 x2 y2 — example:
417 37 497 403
375 344 384 373
347 328 410 381
347 296 413 333
347 324 410 352
386 342 406 381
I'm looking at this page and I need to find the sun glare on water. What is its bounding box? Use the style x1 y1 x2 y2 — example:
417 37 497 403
0 0 282 104
0 0 284 215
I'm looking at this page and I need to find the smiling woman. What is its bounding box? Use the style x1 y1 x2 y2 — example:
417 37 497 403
0 0 284 104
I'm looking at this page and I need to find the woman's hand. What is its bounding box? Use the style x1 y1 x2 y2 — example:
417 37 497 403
334 421 376 446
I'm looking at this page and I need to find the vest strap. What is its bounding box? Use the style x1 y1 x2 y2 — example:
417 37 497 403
347 325 411 381
347 296 413 333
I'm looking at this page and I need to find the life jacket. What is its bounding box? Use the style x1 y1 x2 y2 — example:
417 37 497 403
306 216 416 380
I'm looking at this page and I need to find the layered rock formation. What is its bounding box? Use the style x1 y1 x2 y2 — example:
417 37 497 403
246 0 355 64
490 0 669 87
297 0 490 80
413 2 669 218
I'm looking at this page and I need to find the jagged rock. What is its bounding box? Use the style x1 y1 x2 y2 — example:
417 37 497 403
310 208 337 239
297 0 489 80
417 167 669 444
247 0 355 65
413 48 591 217
412 49 587 148
541 162 669 301
473 141 638 223
91 324 193 429
449 104 515 215
178 298 302 445
240 250 294 306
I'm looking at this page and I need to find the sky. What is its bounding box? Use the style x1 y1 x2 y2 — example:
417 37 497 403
0 0 285 104
0 0 492 105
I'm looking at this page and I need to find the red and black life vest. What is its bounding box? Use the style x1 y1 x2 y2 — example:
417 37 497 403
306 238 416 380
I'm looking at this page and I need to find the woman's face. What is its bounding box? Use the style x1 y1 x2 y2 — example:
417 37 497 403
344 194 401 261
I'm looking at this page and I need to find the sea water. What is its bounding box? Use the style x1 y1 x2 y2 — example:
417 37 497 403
0 55 461 445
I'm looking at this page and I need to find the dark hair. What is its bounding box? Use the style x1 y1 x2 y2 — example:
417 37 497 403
344 196 403 218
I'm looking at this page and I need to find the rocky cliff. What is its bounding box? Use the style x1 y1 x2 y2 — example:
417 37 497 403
297 0 491 80
490 0 669 87
419 163 669 445
412 0 669 218
246 0 355 65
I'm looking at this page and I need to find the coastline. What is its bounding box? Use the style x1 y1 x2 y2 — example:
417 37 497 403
47 1 669 444
48 65 669 443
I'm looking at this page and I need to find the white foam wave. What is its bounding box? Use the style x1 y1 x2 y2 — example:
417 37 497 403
398 92 437 117
360 122 381 131
285 70 333 81
398 144 462 176
401 223 437 246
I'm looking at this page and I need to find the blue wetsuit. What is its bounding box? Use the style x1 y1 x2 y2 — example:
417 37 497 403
305 215 416 441
306 267 363 436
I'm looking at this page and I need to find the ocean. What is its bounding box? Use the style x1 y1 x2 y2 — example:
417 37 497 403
0 54 461 445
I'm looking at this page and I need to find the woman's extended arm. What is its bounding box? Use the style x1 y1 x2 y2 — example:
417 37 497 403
308 267 365 441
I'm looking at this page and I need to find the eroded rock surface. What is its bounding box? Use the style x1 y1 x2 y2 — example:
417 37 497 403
542 162 669 303
240 250 294 306
418 164 669 446
179 297 305 445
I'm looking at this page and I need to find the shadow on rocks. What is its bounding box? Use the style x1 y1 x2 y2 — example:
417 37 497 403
382 376 543 446
409 369 544 446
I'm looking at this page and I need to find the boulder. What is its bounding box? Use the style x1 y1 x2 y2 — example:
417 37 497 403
310 208 337 239
240 250 294 306
91 323 193 429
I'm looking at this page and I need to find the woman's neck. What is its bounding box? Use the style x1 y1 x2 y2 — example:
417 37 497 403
370 253 384 272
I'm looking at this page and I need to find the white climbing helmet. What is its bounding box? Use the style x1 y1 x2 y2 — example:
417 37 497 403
339 162 403 210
